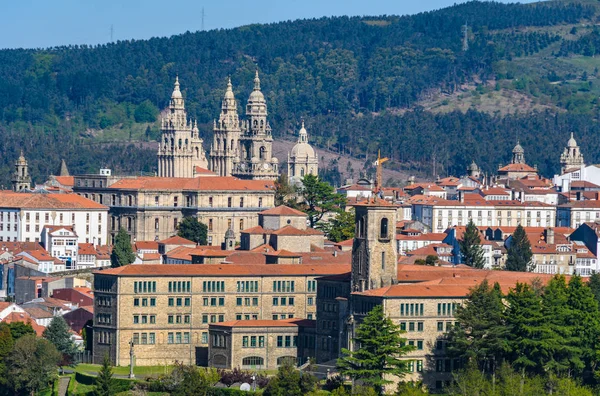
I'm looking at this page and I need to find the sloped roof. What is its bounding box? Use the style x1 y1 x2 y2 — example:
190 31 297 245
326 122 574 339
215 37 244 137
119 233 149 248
108 176 274 191
0 192 107 210
498 163 537 173
260 206 306 216
54 176 75 187
159 236 195 245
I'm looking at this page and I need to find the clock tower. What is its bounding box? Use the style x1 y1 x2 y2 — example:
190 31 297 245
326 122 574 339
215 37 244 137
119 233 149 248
232 71 278 180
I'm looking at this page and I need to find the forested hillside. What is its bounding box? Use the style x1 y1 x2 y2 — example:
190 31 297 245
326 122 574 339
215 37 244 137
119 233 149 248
0 0 599 185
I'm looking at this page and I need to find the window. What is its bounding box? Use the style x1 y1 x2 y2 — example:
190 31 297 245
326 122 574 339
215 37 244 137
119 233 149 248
208 219 213 231
417 322 424 332
149 333 156 344
208 197 213 207
202 332 208 344
258 198 263 208
168 298 174 307
242 356 264 367
227 198 232 208
380 218 389 239
239 219 244 230
240 197 244 208
133 333 140 344
308 297 314 306
437 322 444 331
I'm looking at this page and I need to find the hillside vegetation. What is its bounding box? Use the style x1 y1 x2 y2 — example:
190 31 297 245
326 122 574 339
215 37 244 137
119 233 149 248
1 0 600 185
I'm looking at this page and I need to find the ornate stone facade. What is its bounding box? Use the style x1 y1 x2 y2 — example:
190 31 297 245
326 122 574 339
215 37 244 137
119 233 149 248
560 133 585 174
287 122 318 186
209 78 241 177
157 77 208 178
231 71 279 180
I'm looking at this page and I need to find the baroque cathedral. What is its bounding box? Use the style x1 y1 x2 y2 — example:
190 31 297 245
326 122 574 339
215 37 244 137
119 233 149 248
157 73 317 182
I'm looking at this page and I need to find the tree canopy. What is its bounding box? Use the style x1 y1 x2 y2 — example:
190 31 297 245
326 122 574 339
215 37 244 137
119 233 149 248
177 217 208 245
505 224 533 272
458 220 486 269
110 228 136 268
338 304 414 395
298 174 346 228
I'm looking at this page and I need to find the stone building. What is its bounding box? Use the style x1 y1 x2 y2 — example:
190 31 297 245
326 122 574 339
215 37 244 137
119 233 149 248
12 151 31 192
208 319 314 370
231 71 279 180
288 122 318 186
73 175 275 245
560 133 585 175
157 77 208 178
496 141 538 181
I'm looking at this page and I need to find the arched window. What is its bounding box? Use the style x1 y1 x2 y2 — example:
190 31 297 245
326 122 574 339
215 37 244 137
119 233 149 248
185 139 188 147
277 356 297 366
195 147 200 159
217 139 221 150
300 168 305 177
259 146 266 160
357 217 364 238
231 139 234 150
380 218 389 239
242 356 264 368
178 139 182 149
128 196 133 206
170 138 174 148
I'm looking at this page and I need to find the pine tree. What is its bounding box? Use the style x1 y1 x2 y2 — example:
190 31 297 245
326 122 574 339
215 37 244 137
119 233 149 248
298 174 346 228
587 272 600 307
505 282 545 374
504 224 532 272
177 217 208 245
567 275 600 378
446 280 507 372
94 354 115 396
458 220 486 268
0 324 14 387
541 275 578 376
110 227 135 268
42 316 76 365
338 305 413 395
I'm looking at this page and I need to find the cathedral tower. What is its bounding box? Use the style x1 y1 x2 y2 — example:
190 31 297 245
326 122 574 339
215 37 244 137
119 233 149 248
560 133 585 174
157 77 208 178
232 71 278 180
511 141 525 164
12 151 31 192
288 121 319 186
351 200 398 292
209 78 241 177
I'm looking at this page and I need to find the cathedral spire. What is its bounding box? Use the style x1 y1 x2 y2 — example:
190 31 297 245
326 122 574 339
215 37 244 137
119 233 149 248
253 70 261 91
169 75 185 110
298 120 308 143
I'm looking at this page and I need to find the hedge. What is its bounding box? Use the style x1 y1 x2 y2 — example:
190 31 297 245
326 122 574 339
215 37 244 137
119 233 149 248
74 372 136 393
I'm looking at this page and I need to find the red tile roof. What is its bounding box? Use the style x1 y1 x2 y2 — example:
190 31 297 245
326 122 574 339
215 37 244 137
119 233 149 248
54 176 75 187
2 311 45 336
0 192 107 210
134 241 159 251
159 236 195 245
498 163 537 173
108 176 274 191
260 206 306 216
96 263 350 277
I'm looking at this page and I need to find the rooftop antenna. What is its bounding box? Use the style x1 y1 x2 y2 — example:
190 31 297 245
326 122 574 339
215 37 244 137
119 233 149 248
202 7 206 31
462 21 469 52
110 24 114 42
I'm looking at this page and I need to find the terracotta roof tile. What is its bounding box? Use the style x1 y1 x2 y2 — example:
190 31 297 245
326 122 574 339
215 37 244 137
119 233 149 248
159 236 195 245
0 192 107 210
108 176 274 191
260 206 306 216
54 176 75 187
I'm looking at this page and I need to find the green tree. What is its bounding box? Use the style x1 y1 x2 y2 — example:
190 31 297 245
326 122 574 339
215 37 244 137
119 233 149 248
0 324 14 388
262 361 304 396
425 255 438 266
567 275 600 378
587 272 600 307
177 217 208 245
446 280 507 373
43 316 77 366
458 220 485 269
274 174 298 207
298 174 346 228
5 321 35 340
505 224 533 272
505 282 546 375
338 305 414 395
134 100 159 123
94 354 115 396
7 335 61 395
110 228 135 268
321 209 356 242
165 363 218 396
395 381 429 395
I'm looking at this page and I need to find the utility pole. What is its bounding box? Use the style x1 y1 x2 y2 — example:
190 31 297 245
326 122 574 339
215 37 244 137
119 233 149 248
202 7 206 31
462 22 469 52
110 24 114 42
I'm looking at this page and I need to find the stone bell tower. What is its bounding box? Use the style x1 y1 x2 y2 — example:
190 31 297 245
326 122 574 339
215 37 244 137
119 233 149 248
351 199 398 292
12 151 31 192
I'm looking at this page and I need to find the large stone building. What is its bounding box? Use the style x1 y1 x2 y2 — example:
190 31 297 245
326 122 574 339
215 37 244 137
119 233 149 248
288 122 318 186
157 77 209 178
73 175 275 245
560 133 585 175
497 142 538 181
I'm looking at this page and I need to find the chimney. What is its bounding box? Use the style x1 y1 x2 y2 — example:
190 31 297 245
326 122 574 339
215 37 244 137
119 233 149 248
546 228 555 245
459 191 464 203
333 250 338 257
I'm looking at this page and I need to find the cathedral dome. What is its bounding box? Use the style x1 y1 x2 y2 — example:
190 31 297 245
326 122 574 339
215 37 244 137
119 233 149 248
248 70 265 102
567 132 577 148
290 122 315 158
171 76 183 99
512 142 524 154
468 161 479 171
271 157 279 164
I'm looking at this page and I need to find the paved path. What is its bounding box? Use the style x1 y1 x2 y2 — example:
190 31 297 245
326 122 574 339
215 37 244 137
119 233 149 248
58 376 71 396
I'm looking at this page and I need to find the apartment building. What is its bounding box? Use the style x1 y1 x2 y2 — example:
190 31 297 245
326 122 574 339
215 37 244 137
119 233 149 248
0 192 108 245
